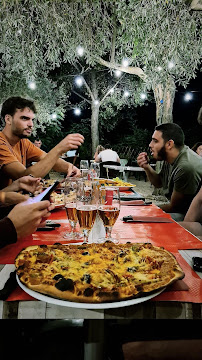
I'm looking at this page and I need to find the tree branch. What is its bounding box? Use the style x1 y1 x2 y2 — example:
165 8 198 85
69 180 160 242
97 58 146 80
72 90 91 104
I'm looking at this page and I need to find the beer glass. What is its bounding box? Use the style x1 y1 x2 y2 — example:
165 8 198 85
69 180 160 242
76 180 98 243
98 186 120 243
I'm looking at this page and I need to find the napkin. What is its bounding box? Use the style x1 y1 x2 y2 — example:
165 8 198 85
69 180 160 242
122 215 173 223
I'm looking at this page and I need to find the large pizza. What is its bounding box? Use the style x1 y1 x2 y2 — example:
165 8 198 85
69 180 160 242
15 242 184 303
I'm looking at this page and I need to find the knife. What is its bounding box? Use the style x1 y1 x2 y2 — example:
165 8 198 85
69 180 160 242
122 215 173 223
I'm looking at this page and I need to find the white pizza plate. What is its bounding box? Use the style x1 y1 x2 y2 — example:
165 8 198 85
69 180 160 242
16 275 165 309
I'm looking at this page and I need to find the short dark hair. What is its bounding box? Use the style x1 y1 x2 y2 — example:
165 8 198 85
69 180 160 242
155 123 185 148
1 96 37 119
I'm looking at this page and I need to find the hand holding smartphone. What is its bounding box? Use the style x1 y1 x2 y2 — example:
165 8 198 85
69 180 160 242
25 181 59 204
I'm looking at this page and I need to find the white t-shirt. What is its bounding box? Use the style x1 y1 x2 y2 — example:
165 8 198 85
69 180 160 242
97 149 119 162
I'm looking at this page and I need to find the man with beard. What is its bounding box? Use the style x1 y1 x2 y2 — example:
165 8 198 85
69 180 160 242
0 97 84 189
137 123 202 220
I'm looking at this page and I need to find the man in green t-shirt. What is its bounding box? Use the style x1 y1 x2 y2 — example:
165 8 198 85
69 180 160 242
137 123 202 220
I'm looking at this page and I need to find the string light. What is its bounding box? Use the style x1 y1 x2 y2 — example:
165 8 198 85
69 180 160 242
51 113 57 120
109 88 114 94
123 90 130 97
27 80 36 90
168 61 175 69
74 108 81 116
75 76 83 87
184 92 193 101
157 66 162 71
76 46 84 56
140 93 147 100
94 100 99 105
122 58 129 67
114 70 122 77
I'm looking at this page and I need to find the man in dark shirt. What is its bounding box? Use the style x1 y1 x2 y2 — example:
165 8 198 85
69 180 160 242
137 123 202 220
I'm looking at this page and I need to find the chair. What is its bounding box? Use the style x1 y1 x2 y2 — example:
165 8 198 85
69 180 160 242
100 161 121 179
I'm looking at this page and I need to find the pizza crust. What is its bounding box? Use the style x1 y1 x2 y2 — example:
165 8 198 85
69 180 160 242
15 242 185 303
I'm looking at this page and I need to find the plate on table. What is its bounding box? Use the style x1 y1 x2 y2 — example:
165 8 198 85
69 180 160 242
16 275 165 309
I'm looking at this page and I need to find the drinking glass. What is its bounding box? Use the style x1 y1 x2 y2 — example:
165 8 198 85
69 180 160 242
90 162 100 179
98 186 120 244
63 177 82 240
76 180 98 243
80 160 89 179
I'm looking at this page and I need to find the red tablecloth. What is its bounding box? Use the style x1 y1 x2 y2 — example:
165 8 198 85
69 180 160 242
1 204 202 303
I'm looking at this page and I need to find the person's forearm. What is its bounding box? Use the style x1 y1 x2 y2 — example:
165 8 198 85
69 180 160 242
23 146 62 178
52 158 72 173
184 201 202 222
144 165 162 188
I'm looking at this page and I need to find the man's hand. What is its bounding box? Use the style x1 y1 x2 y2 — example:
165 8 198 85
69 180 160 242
3 175 42 194
8 200 55 238
58 133 84 154
67 164 81 177
137 152 150 169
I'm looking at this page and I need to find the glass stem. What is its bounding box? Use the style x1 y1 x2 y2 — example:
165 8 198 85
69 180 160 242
105 226 112 239
69 221 76 238
83 229 90 243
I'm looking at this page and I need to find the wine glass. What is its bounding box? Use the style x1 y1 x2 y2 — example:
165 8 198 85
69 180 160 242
98 186 120 244
76 180 98 243
63 177 82 241
90 162 100 179
80 160 89 179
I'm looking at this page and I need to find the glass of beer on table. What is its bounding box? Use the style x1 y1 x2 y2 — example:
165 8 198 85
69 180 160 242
63 177 82 240
98 186 120 244
76 179 98 243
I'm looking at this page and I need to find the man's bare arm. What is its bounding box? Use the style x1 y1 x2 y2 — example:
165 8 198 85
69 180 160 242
184 187 202 223
159 190 189 213
2 133 84 180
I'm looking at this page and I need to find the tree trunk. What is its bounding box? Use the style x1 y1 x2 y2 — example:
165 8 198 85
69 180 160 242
91 102 100 156
90 71 100 156
152 76 176 125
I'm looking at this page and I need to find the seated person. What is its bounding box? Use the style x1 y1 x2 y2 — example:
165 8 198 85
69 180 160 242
93 145 105 160
137 123 202 221
94 144 120 164
191 142 202 157
94 144 120 178
34 138 42 149
179 186 202 240
0 97 84 190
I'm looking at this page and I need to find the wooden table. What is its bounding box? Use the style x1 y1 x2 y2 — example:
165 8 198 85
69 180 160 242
1 204 202 320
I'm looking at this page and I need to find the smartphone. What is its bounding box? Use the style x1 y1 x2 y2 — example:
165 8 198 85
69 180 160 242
25 181 60 204
192 257 202 272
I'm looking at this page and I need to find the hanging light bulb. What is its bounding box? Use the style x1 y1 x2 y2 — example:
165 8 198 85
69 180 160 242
114 70 122 77
157 66 162 71
75 76 83 87
76 46 84 56
123 90 130 97
74 108 81 116
109 88 114 94
122 58 129 67
168 61 175 69
140 93 147 100
94 100 99 105
51 113 57 120
28 80 36 90
184 92 193 101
